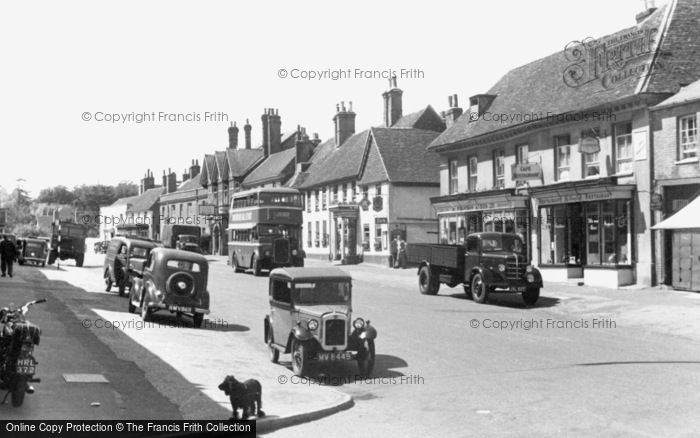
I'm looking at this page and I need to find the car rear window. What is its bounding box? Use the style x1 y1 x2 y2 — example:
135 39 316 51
130 246 150 258
166 259 201 272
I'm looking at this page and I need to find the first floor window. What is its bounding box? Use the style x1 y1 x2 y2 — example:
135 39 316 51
679 114 698 159
554 135 571 181
448 159 459 194
615 123 633 173
468 156 478 191
583 151 600 177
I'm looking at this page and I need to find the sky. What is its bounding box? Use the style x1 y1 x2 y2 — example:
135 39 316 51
0 0 667 198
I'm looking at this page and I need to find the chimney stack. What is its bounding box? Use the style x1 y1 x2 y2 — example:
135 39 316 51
244 119 252 149
189 159 201 178
444 93 464 128
311 133 322 148
333 101 356 147
267 108 282 156
382 75 403 127
294 126 314 169
162 170 167 190
228 121 239 149
261 110 270 155
182 168 190 182
140 169 155 195
636 0 656 23
167 169 177 194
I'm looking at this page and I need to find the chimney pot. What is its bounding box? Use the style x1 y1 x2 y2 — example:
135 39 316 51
453 94 459 107
349 101 353 112
448 95 453 107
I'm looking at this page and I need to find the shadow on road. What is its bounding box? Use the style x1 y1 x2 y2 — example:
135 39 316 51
576 360 700 367
442 290 560 309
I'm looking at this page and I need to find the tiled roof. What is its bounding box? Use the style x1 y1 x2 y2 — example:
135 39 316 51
298 130 371 189
226 148 264 177
109 194 140 207
430 2 700 149
201 154 218 185
126 187 165 213
653 78 700 109
176 176 203 192
358 128 441 185
242 147 297 186
214 151 229 182
389 106 446 132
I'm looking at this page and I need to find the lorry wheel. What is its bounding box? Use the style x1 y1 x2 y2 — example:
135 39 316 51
522 287 540 306
252 255 262 277
75 254 84 267
418 266 439 295
291 339 312 377
266 330 279 364
232 256 243 273
357 339 376 376
192 313 204 328
471 274 489 304
463 285 473 299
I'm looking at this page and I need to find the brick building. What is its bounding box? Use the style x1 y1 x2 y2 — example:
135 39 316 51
650 78 700 290
428 1 700 287
290 79 445 265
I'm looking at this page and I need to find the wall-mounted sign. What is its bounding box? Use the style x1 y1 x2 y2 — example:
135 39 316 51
360 197 371 211
375 217 388 225
198 204 217 215
372 196 383 212
511 163 542 180
578 136 600 154
650 193 663 211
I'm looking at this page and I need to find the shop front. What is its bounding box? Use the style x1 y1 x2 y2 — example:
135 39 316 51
531 179 635 287
432 189 530 259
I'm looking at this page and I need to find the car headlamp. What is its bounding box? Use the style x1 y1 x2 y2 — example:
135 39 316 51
498 264 506 272
353 318 365 330
307 319 318 330
292 249 298 256
264 250 271 257
526 265 533 272
526 274 535 283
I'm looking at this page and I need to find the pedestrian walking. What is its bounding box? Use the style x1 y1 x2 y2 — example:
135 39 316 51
397 236 408 269
389 235 398 268
0 235 17 278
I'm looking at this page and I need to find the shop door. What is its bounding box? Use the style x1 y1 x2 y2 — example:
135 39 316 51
672 231 700 291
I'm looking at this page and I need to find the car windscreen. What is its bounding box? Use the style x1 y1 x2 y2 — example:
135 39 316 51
292 281 350 305
25 243 43 252
481 235 525 254
130 246 150 258
166 259 201 272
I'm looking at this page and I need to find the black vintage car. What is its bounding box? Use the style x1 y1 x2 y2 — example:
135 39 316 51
409 232 543 305
264 267 377 377
104 236 163 296
127 248 210 328
17 238 48 267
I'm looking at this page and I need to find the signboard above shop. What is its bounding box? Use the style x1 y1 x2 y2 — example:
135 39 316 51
511 163 542 180
198 204 217 215
578 136 600 154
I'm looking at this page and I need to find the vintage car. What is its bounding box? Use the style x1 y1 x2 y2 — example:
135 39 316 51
17 238 48 267
104 236 163 296
127 248 210 328
264 267 377 377
178 242 203 254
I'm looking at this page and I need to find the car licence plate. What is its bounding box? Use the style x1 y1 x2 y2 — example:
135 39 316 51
316 352 353 361
169 305 193 313
17 358 35 375
511 286 526 292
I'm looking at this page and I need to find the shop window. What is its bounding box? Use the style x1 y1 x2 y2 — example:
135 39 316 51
554 135 571 181
448 159 459 194
494 150 505 189
375 226 383 251
614 123 633 173
307 222 312 248
322 221 328 248
679 114 698 160
315 221 320 247
439 217 449 244
468 156 478 191
539 204 583 265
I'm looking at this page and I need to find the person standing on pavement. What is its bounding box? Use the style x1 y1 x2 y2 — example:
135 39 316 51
389 235 398 268
397 236 408 269
0 235 17 278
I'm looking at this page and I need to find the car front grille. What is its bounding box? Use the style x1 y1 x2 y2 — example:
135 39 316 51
506 256 526 280
273 238 290 264
324 319 346 346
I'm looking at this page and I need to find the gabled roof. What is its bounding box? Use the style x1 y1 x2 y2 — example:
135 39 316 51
242 147 297 186
126 187 165 213
358 128 441 186
652 78 700 109
214 151 229 182
390 106 446 132
226 148 265 178
298 130 371 189
430 2 700 149
200 154 218 185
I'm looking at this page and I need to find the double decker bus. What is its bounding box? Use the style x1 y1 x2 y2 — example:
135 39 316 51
228 187 305 275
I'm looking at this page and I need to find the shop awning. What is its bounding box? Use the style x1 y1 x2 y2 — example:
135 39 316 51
652 196 700 230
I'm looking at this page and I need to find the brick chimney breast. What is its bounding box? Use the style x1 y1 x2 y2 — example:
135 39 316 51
383 75 403 127
334 101 356 147
244 119 252 149
228 121 239 149
261 110 270 156
267 108 282 155
189 159 201 178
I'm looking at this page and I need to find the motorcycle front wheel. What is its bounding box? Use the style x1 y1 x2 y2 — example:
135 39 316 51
11 376 27 407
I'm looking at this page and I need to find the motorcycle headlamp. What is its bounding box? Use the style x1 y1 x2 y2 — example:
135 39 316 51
307 319 318 331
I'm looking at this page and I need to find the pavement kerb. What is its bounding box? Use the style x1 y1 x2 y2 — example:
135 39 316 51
256 392 354 434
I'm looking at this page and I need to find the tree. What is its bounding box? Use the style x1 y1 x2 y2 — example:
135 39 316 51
114 181 139 199
72 184 116 211
36 186 76 204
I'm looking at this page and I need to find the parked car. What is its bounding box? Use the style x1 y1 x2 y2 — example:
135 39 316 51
104 236 163 296
17 238 48 267
264 267 377 377
94 241 109 254
127 248 210 328
178 242 203 254
408 232 543 305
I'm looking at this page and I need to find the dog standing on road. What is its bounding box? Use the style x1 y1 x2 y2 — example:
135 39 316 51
218 375 265 420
